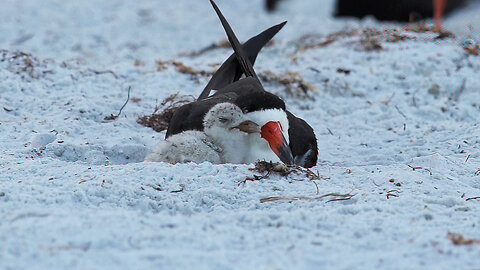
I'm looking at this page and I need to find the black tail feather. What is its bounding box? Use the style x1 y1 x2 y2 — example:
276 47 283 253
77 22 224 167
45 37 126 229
198 21 286 100
209 0 258 79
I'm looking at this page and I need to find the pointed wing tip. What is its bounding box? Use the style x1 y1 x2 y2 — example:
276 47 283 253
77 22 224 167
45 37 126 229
276 21 287 31
210 0 219 10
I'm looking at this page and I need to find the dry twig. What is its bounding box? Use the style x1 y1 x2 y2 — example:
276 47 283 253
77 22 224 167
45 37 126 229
395 105 407 119
407 164 432 176
368 93 395 106
103 86 131 122
260 192 354 203
386 189 400 199
450 78 467 102
147 184 162 192
170 185 185 193
87 68 119 79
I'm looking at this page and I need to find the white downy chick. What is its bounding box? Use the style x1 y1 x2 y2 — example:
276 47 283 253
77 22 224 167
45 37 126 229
145 103 259 164
145 130 222 164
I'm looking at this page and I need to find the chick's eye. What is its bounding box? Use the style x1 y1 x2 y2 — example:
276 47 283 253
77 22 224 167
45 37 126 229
219 117 229 123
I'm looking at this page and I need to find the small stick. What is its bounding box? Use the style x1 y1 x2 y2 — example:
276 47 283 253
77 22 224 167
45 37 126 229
451 78 467 102
326 197 353 203
260 192 354 203
88 68 119 79
466 196 480 201
147 184 162 191
407 164 432 175
379 93 395 105
395 105 407 119
103 86 131 121
170 185 185 193
407 165 422 170
117 86 131 117
386 193 399 199
386 189 400 199
312 180 320 195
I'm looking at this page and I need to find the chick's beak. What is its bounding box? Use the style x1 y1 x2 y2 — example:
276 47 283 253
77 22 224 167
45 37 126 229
230 120 261 134
261 121 294 165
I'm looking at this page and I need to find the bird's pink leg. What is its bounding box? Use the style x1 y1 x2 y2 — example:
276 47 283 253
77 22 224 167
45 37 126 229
434 0 446 31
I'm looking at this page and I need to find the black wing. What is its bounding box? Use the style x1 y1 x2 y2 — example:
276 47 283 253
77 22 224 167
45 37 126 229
166 77 285 138
198 21 286 100
214 77 285 112
286 111 318 168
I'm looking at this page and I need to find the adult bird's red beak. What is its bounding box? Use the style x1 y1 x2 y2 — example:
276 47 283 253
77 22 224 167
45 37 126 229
261 121 294 165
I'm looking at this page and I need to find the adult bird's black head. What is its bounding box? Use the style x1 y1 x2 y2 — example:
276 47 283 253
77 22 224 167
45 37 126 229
166 0 318 167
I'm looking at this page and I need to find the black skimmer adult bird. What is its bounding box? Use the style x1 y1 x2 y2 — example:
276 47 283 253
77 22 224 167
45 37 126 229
166 0 318 168
335 0 467 30
146 103 261 164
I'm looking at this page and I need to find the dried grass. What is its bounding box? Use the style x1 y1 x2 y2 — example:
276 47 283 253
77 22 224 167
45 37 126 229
447 232 480 245
155 59 214 78
464 45 479 56
177 39 231 57
290 24 452 58
1 49 51 80
137 92 195 132
259 71 316 98
404 24 453 39
246 161 329 182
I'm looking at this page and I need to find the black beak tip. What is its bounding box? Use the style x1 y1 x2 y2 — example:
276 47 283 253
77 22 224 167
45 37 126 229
278 145 294 165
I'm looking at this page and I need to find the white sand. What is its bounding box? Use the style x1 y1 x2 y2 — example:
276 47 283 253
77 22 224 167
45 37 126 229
1 0 479 269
